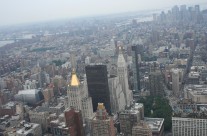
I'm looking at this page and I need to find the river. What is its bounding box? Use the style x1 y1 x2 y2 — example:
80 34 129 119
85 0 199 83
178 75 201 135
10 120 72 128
0 40 14 47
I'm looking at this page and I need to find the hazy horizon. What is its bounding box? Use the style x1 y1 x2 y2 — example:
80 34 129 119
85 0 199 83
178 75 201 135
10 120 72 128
0 0 206 27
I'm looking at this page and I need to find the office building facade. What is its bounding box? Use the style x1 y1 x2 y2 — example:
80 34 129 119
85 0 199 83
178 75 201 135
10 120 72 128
117 49 133 106
85 64 111 114
172 117 207 136
131 45 141 92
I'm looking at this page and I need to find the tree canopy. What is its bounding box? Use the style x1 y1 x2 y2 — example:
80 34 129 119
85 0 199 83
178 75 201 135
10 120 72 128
138 96 172 131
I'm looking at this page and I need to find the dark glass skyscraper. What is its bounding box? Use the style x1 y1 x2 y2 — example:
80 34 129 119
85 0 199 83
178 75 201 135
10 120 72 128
132 45 140 92
85 64 111 114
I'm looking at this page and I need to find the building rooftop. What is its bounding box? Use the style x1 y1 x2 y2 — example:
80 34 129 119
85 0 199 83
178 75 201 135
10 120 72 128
2 101 16 109
185 85 207 95
120 103 143 115
16 123 40 135
18 89 40 95
188 89 207 95
133 103 143 110
172 117 207 120
144 117 164 132
188 72 200 78
97 103 105 110
70 69 80 86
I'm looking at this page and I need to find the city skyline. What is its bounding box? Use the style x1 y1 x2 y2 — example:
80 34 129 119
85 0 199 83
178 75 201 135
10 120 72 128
0 0 206 26
0 2 207 136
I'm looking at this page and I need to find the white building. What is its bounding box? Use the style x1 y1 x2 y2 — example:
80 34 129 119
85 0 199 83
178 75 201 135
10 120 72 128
117 49 133 106
85 56 91 65
67 70 93 120
184 85 207 104
172 117 207 136
171 68 183 97
81 74 94 119
108 75 125 114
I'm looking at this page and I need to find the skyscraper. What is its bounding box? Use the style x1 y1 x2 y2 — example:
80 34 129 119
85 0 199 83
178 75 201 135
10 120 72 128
67 70 82 111
171 68 183 97
67 69 93 119
108 75 125 114
195 5 200 14
85 64 112 114
117 48 133 106
119 103 144 135
91 103 116 136
131 45 141 92
149 71 164 96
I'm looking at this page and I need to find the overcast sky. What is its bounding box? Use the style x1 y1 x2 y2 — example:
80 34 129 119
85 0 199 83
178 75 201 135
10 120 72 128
0 0 205 26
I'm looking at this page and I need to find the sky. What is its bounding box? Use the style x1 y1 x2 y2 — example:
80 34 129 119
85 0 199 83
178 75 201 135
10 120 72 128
0 0 206 26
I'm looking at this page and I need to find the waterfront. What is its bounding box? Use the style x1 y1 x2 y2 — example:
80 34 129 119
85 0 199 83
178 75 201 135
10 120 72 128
0 40 14 47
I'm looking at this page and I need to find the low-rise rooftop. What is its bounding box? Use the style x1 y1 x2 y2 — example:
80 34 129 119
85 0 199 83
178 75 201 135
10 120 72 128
144 117 164 132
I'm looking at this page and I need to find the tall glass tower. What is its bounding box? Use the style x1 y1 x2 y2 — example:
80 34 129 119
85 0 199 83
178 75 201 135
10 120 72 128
132 45 140 92
85 64 111 114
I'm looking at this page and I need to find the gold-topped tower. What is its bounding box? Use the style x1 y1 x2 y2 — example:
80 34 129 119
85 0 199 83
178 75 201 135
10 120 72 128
97 103 105 110
70 69 80 86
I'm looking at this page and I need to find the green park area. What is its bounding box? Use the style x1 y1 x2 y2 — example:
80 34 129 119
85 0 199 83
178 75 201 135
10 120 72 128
138 96 172 131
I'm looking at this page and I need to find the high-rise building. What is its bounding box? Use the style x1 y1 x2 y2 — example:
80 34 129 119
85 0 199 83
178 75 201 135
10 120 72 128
67 70 93 119
180 5 187 21
171 69 183 97
67 70 82 110
29 111 49 132
108 75 125 114
195 5 200 14
172 5 180 20
64 108 84 136
180 5 187 12
119 103 144 135
149 71 164 96
131 45 141 92
172 117 207 136
85 64 112 114
91 103 116 136
117 48 133 106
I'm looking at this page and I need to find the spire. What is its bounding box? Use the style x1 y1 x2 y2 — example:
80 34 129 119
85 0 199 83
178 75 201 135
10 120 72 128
70 69 80 86
118 46 124 54
70 51 76 70
117 46 126 67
